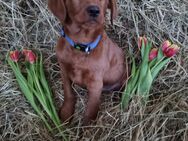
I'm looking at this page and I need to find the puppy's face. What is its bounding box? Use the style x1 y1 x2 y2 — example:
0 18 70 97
65 0 108 28
48 0 117 29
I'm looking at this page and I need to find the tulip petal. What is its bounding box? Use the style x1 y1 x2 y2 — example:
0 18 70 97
138 36 147 49
163 44 180 57
9 50 19 62
161 40 172 52
149 48 158 61
23 49 37 64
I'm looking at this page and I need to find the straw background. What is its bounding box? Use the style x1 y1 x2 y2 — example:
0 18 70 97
0 0 188 140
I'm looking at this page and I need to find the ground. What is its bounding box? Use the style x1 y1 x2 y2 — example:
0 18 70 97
0 0 188 141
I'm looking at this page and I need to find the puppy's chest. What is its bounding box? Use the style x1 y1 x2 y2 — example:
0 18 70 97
63 55 104 86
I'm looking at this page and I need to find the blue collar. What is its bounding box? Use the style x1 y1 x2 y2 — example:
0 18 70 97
60 28 102 53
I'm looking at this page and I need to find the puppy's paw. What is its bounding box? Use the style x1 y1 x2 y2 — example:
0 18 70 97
58 104 74 123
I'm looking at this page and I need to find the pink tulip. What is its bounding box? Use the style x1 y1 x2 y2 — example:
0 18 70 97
23 49 37 64
138 36 147 49
161 40 172 52
9 50 19 62
163 44 180 57
149 48 158 61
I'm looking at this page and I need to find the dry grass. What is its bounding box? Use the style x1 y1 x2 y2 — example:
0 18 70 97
0 0 188 140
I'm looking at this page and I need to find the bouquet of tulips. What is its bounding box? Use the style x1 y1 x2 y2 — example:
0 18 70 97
121 37 180 109
7 49 67 140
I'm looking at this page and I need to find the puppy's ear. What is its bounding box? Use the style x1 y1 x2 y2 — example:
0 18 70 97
48 0 66 23
108 0 117 25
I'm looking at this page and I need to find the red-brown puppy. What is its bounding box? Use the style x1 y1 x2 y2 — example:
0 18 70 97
48 0 128 125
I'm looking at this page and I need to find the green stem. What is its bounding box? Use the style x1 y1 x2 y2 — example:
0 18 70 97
150 57 165 72
38 54 61 124
7 59 52 130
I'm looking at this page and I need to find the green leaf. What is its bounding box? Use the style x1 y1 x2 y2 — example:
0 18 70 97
141 40 145 59
137 41 153 94
38 53 61 123
139 68 153 94
130 68 140 90
137 63 148 94
151 58 170 80
143 41 152 63
151 57 165 72
37 53 66 139
137 40 151 90
131 57 136 76
121 82 132 109
121 64 140 110
149 58 157 69
138 68 153 106
139 41 152 80
157 48 164 61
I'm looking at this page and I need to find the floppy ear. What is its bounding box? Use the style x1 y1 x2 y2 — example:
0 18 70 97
48 0 66 22
108 0 117 25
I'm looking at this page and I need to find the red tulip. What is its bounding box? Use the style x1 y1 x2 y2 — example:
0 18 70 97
161 40 171 52
23 49 37 64
9 50 19 62
163 44 180 57
138 36 147 49
149 48 158 61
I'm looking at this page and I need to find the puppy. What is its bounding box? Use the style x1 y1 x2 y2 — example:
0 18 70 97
48 0 128 125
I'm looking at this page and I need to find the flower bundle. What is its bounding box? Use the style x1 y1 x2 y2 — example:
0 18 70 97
7 49 67 140
121 37 180 109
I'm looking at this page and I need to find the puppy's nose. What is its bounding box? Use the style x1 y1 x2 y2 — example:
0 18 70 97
87 6 100 18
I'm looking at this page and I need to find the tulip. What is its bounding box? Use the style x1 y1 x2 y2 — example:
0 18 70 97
23 49 37 64
163 44 180 57
161 40 171 52
138 36 147 49
7 50 67 140
121 37 180 110
149 48 158 61
9 50 19 62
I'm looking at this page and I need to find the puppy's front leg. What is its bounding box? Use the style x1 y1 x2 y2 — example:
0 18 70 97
59 62 76 123
83 80 103 125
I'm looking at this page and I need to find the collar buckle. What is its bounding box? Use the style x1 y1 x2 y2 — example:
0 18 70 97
74 43 90 53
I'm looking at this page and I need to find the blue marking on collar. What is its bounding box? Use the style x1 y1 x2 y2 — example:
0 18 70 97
60 28 102 53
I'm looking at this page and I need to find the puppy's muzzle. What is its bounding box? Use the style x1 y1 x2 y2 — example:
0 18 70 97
87 5 100 18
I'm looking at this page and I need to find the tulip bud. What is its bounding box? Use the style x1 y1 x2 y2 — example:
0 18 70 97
22 49 37 64
138 36 147 49
149 48 158 61
163 44 180 57
161 40 171 52
9 50 19 62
